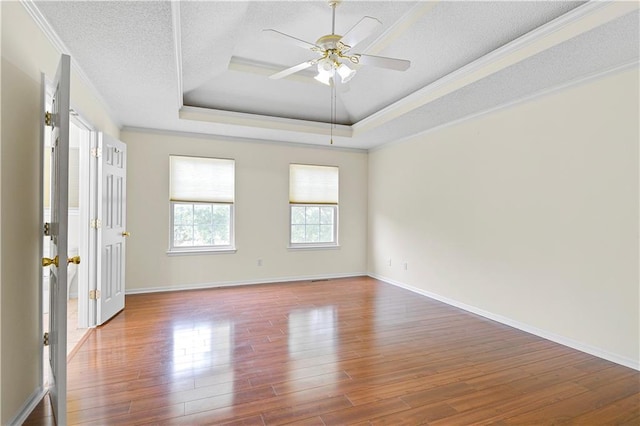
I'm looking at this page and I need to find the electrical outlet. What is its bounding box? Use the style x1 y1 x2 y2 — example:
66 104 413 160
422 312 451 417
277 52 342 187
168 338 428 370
403 262 408 271
257 258 263 267
388 258 392 267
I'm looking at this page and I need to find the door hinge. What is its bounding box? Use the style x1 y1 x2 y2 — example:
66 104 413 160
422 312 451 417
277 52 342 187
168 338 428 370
89 290 101 300
90 219 102 229
44 111 52 127
43 222 51 236
91 148 102 158
43 332 49 346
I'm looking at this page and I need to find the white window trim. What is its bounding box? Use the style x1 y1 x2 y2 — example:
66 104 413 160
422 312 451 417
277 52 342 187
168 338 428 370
167 247 237 256
288 204 339 249
168 201 236 254
287 244 340 251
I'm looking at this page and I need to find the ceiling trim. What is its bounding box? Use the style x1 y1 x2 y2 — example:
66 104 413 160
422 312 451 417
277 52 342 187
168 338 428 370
179 105 353 137
352 0 639 137
121 125 366 153
370 60 639 153
21 0 69 54
30 0 635 144
21 0 122 129
181 0 637 141
178 1 441 135
171 1 184 110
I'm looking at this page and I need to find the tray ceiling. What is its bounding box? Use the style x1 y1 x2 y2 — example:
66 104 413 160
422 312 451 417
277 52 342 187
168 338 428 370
31 1 639 149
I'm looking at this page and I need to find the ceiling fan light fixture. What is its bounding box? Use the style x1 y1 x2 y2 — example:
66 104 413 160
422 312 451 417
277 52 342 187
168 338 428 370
315 68 334 86
318 57 334 72
337 62 356 83
315 59 334 85
264 0 410 144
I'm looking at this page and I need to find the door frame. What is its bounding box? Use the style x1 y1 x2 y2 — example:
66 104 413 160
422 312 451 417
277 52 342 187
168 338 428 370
71 112 96 329
39 73 51 392
87 126 100 328
39 96 99 389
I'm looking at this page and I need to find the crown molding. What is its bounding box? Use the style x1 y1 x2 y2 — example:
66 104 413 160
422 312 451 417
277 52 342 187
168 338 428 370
24 0 637 145
353 0 639 137
121 125 366 153
369 60 639 153
20 0 69 55
20 0 122 129
178 0 637 142
170 1 184 110
179 105 353 138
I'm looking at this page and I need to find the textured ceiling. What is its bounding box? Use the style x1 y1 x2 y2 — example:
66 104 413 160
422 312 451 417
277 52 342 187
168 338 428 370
31 1 639 150
181 0 586 124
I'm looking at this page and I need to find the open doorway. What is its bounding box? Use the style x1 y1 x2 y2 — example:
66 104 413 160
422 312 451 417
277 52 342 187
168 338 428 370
42 111 95 384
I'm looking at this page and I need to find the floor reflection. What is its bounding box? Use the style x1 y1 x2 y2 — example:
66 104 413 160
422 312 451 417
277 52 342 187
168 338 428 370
287 306 338 387
171 320 236 408
172 321 233 374
288 306 337 355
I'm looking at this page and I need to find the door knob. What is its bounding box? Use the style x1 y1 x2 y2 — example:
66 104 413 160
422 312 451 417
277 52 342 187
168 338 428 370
68 256 81 265
42 256 59 267
122 231 131 237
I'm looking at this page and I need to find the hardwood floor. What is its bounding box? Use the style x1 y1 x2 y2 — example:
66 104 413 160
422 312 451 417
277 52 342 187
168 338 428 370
25 276 639 425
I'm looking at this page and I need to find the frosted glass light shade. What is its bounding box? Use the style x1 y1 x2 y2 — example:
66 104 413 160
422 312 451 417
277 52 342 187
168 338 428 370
337 63 356 83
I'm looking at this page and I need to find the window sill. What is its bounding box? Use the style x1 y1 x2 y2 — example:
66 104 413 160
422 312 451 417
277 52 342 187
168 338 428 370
167 247 237 256
288 244 340 251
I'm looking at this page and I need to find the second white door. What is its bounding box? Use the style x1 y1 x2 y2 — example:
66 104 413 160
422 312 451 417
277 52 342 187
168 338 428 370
96 133 127 324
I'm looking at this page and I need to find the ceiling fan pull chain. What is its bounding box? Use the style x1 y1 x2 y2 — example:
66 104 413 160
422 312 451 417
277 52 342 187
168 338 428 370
330 83 335 144
329 86 333 145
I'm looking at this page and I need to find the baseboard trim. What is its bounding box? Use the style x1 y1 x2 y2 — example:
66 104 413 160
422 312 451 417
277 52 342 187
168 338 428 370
7 386 47 426
68 327 94 363
126 272 367 295
369 273 640 371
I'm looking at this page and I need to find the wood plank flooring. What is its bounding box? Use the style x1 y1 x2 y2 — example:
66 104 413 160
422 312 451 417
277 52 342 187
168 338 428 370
25 276 640 425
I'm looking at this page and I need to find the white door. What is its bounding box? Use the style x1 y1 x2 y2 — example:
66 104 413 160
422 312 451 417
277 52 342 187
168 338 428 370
96 133 127 324
43 54 71 426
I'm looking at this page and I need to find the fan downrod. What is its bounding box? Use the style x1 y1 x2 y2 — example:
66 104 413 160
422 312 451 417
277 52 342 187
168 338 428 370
328 0 341 35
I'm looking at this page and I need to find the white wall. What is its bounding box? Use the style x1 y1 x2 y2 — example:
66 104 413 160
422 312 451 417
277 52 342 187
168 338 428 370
368 67 640 369
0 3 119 423
1 55 43 426
0 3 3 420
121 130 368 292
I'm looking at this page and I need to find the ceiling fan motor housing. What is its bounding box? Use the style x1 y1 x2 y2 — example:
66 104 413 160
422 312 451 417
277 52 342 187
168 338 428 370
316 34 343 50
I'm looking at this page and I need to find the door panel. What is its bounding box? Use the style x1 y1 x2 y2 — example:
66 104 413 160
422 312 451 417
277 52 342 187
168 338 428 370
44 54 71 426
97 134 127 324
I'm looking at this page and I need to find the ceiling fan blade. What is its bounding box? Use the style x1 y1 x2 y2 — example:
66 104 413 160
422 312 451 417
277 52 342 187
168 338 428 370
269 61 314 80
339 16 382 50
262 29 320 51
356 54 410 71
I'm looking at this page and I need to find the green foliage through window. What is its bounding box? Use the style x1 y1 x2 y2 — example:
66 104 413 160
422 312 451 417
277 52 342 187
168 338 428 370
290 205 336 245
172 202 231 248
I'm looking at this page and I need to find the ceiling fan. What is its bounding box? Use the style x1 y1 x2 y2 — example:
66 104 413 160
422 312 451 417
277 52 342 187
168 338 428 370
263 0 411 86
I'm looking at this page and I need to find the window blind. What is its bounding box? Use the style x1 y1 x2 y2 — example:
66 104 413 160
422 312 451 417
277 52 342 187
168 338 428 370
289 164 338 204
170 156 235 203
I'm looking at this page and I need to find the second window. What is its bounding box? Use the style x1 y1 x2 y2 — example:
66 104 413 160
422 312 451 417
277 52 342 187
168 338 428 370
289 164 339 247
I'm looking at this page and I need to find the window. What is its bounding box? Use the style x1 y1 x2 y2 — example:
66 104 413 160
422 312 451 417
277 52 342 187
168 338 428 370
289 164 338 247
169 156 235 252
